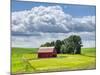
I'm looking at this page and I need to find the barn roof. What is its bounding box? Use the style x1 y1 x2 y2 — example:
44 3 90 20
38 47 55 53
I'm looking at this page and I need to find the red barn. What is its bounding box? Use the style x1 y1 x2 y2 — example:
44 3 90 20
38 47 57 58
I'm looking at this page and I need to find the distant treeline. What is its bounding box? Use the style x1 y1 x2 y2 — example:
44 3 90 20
41 35 82 54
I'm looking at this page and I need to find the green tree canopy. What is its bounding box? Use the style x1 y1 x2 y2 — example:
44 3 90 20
55 40 62 53
63 35 82 54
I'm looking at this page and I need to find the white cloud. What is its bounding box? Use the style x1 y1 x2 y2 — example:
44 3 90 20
71 16 95 32
12 6 95 34
11 5 96 48
12 6 71 34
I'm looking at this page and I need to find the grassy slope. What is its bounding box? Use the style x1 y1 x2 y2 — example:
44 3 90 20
81 48 96 57
12 48 38 73
11 47 96 74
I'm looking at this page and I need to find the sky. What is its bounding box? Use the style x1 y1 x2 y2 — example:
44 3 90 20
11 0 96 48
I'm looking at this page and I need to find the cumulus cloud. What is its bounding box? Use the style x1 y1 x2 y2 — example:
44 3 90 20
12 6 71 34
71 16 95 32
12 6 95 34
11 5 96 48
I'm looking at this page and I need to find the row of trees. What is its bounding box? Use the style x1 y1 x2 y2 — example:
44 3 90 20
41 35 82 54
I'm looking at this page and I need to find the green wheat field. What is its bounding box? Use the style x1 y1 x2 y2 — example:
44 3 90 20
11 47 96 74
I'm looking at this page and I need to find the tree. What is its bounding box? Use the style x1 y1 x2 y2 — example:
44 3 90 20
55 40 62 53
41 41 55 47
40 42 51 47
63 35 82 54
50 41 55 46
60 45 66 54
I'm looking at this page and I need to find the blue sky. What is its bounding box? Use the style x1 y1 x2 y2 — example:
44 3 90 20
11 0 96 48
12 0 96 17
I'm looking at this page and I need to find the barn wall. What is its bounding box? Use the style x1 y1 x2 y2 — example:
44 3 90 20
38 52 57 58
